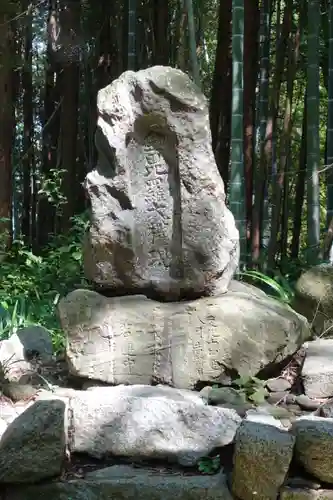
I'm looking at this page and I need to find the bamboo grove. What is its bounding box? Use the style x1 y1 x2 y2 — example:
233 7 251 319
0 0 332 272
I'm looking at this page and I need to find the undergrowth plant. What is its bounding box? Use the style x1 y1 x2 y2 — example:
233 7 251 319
236 264 301 305
0 214 90 352
232 375 268 405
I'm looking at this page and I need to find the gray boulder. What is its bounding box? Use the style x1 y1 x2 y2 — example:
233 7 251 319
232 415 295 500
83 66 239 300
0 399 66 483
69 385 241 465
292 416 333 484
293 264 333 335
58 288 310 389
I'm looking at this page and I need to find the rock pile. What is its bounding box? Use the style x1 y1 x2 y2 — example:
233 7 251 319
1 321 333 499
1 374 333 499
0 67 321 499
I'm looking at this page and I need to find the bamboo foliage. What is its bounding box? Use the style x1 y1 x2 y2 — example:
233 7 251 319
252 0 271 262
127 0 136 70
326 0 333 254
306 0 321 263
184 0 201 87
229 0 246 261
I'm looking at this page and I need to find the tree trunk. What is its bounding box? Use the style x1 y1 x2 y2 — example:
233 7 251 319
152 0 169 65
38 0 60 248
21 0 34 246
251 0 271 263
243 0 259 244
127 0 137 70
306 0 321 263
0 3 16 250
291 90 307 260
184 0 201 87
229 0 246 261
57 0 81 232
210 0 232 189
280 8 302 263
267 0 293 268
326 0 333 240
95 0 120 89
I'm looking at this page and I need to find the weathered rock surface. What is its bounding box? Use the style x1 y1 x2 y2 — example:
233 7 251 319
0 399 66 483
266 377 292 392
295 394 322 411
70 385 241 465
58 288 310 388
4 466 233 500
0 326 53 382
293 264 333 335
301 339 333 398
83 65 239 300
314 397 333 417
280 486 333 499
292 416 333 483
232 415 295 500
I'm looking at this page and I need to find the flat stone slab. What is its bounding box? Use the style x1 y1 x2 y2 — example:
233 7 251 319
302 339 333 398
4 465 233 500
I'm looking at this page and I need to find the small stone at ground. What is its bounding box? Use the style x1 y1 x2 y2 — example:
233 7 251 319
206 386 247 406
217 402 253 417
266 377 292 392
286 476 321 490
267 391 296 405
285 404 304 417
314 398 333 417
250 404 296 420
245 408 286 427
295 394 322 411
198 385 212 402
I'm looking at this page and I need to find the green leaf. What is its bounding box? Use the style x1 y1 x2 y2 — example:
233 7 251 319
233 375 252 387
248 387 269 405
72 251 82 261
238 270 292 303
198 455 221 474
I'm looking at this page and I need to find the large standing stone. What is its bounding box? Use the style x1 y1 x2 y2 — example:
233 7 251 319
84 66 239 300
58 287 310 389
